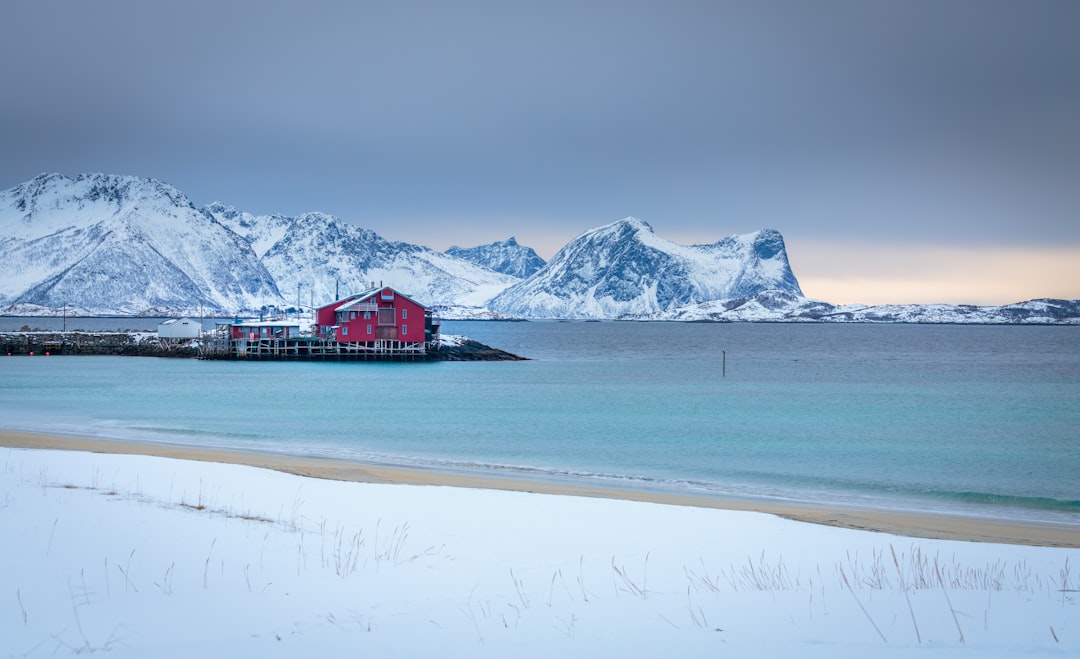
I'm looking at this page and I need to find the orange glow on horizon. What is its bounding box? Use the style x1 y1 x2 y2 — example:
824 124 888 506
791 244 1080 306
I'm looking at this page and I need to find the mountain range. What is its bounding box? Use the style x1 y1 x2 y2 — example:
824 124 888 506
0 173 278 315
489 218 802 318
445 237 546 279
202 202 518 312
1 172 1077 324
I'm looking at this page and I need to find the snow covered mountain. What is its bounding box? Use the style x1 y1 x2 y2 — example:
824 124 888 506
648 292 1080 323
0 173 519 318
444 237 546 279
809 297 1080 324
488 217 803 319
0 173 281 315
3 173 1076 323
204 204 518 312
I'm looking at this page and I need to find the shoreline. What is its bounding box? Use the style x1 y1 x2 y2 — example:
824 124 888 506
2 429 1078 548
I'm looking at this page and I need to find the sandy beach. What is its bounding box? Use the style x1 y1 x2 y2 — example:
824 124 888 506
3 429 1076 548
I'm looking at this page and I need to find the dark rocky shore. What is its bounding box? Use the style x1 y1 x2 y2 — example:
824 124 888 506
431 337 528 361
0 332 526 361
1 332 170 357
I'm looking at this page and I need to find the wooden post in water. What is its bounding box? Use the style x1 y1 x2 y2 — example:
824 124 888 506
722 350 726 377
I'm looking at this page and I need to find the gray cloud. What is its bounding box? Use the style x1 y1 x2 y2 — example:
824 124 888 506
3 0 1078 255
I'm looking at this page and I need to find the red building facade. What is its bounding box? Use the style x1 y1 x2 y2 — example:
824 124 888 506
316 287 431 347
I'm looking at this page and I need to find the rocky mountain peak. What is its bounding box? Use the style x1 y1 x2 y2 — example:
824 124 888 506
489 219 803 319
444 236 547 279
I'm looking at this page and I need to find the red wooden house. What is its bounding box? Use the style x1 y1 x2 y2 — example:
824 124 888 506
316 286 436 350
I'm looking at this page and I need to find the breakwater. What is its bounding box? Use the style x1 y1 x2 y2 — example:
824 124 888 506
0 332 525 361
1 332 190 357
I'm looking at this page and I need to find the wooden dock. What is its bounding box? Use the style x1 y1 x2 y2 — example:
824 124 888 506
200 335 432 361
2 332 526 361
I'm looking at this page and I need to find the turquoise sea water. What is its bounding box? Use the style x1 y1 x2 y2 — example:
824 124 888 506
1 320 1078 524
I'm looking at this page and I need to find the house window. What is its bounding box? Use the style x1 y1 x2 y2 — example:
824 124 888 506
350 311 356 319
342 326 348 336
402 324 407 336
364 311 371 319
402 308 408 320
367 324 372 335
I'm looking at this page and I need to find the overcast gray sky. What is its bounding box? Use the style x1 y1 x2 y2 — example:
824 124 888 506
3 0 1078 304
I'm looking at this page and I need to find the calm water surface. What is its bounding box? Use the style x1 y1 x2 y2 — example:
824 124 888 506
1 320 1078 523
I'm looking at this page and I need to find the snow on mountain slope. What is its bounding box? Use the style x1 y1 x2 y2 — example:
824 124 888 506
488 217 803 319
0 173 281 314
207 205 518 310
808 298 1080 324
202 202 291 258
653 293 1080 323
4 174 1077 323
444 237 546 279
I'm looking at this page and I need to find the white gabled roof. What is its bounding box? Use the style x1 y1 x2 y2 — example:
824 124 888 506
325 286 380 313
330 286 428 313
229 320 301 328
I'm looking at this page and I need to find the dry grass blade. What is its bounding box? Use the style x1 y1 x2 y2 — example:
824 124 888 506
840 565 887 644
935 558 965 644
611 557 647 599
891 544 921 644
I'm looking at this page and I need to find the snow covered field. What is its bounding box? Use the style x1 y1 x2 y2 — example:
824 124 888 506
2 447 1076 658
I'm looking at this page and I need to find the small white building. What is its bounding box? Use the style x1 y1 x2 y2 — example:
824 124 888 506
158 318 202 339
